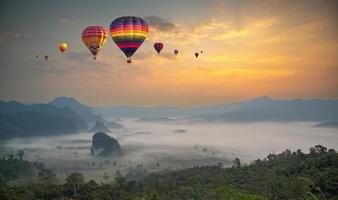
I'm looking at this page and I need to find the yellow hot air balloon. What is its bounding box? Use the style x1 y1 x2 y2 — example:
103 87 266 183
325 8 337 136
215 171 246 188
58 42 68 53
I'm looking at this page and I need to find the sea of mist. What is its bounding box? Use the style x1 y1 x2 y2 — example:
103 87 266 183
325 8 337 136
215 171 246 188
1 119 337 182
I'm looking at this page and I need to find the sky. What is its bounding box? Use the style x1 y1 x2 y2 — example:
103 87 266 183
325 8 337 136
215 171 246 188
0 0 337 106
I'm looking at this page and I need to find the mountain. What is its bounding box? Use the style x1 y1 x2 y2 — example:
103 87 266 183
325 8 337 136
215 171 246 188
136 117 176 123
50 96 103 126
0 112 78 139
314 121 338 128
90 121 111 133
93 104 228 118
91 132 122 156
189 96 338 122
0 101 88 139
94 96 338 122
0 100 88 130
105 121 123 129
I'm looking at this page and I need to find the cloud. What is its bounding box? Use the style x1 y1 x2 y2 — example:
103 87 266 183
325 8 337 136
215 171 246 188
59 18 80 27
0 32 33 43
148 0 337 47
144 16 176 32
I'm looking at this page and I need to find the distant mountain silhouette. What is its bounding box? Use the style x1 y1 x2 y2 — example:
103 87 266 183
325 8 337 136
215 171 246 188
90 121 111 133
94 96 338 122
50 96 103 126
189 97 338 122
93 104 228 118
0 101 88 139
314 121 338 128
136 117 175 122
105 121 123 129
0 112 78 139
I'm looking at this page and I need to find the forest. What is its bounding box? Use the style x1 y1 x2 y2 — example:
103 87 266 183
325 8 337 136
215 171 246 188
0 145 337 200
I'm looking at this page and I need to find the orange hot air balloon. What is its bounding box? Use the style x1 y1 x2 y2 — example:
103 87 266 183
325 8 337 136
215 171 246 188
58 42 68 53
82 26 108 60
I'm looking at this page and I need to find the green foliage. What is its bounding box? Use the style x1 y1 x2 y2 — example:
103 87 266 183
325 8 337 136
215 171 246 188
215 187 268 200
0 145 337 200
0 153 44 185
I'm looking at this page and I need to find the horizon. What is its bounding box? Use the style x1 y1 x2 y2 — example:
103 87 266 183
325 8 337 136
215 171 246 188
1 0 337 106
1 95 338 108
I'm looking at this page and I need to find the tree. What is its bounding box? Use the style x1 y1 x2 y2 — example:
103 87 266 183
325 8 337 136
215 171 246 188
17 150 24 160
233 157 241 168
289 177 311 199
66 172 84 196
39 169 57 184
114 170 126 190
104 172 109 180
310 145 327 155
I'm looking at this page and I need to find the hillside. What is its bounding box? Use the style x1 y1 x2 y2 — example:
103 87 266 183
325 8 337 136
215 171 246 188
50 96 103 126
0 101 88 139
314 121 338 128
191 97 338 122
93 97 338 122
0 145 336 200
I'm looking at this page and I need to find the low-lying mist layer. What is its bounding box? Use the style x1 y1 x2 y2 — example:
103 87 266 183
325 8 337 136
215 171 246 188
1 119 337 182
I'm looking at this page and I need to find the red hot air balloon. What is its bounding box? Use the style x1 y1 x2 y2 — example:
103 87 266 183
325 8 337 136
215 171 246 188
174 49 179 55
154 43 163 54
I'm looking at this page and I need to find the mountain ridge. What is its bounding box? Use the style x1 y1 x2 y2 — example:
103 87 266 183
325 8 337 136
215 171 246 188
93 96 338 121
49 96 104 126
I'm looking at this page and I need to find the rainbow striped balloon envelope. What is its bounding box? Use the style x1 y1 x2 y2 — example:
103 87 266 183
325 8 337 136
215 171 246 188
82 26 108 59
110 16 149 63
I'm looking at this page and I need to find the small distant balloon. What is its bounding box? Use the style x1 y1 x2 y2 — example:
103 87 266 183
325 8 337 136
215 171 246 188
200 51 203 54
58 42 68 53
174 49 179 55
154 43 163 54
195 52 199 58
35 54 38 59
44 56 48 61
82 26 108 60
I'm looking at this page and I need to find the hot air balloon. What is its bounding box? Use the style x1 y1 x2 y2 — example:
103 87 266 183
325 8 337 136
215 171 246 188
174 49 179 56
154 43 163 54
110 16 148 63
200 51 203 54
195 52 199 58
44 55 48 61
82 26 108 60
58 42 68 53
35 54 39 59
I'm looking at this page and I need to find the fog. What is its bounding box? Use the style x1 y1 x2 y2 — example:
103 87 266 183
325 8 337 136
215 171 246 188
1 119 337 182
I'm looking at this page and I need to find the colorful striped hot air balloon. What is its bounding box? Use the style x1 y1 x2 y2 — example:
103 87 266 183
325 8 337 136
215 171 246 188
110 16 148 63
82 26 108 60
